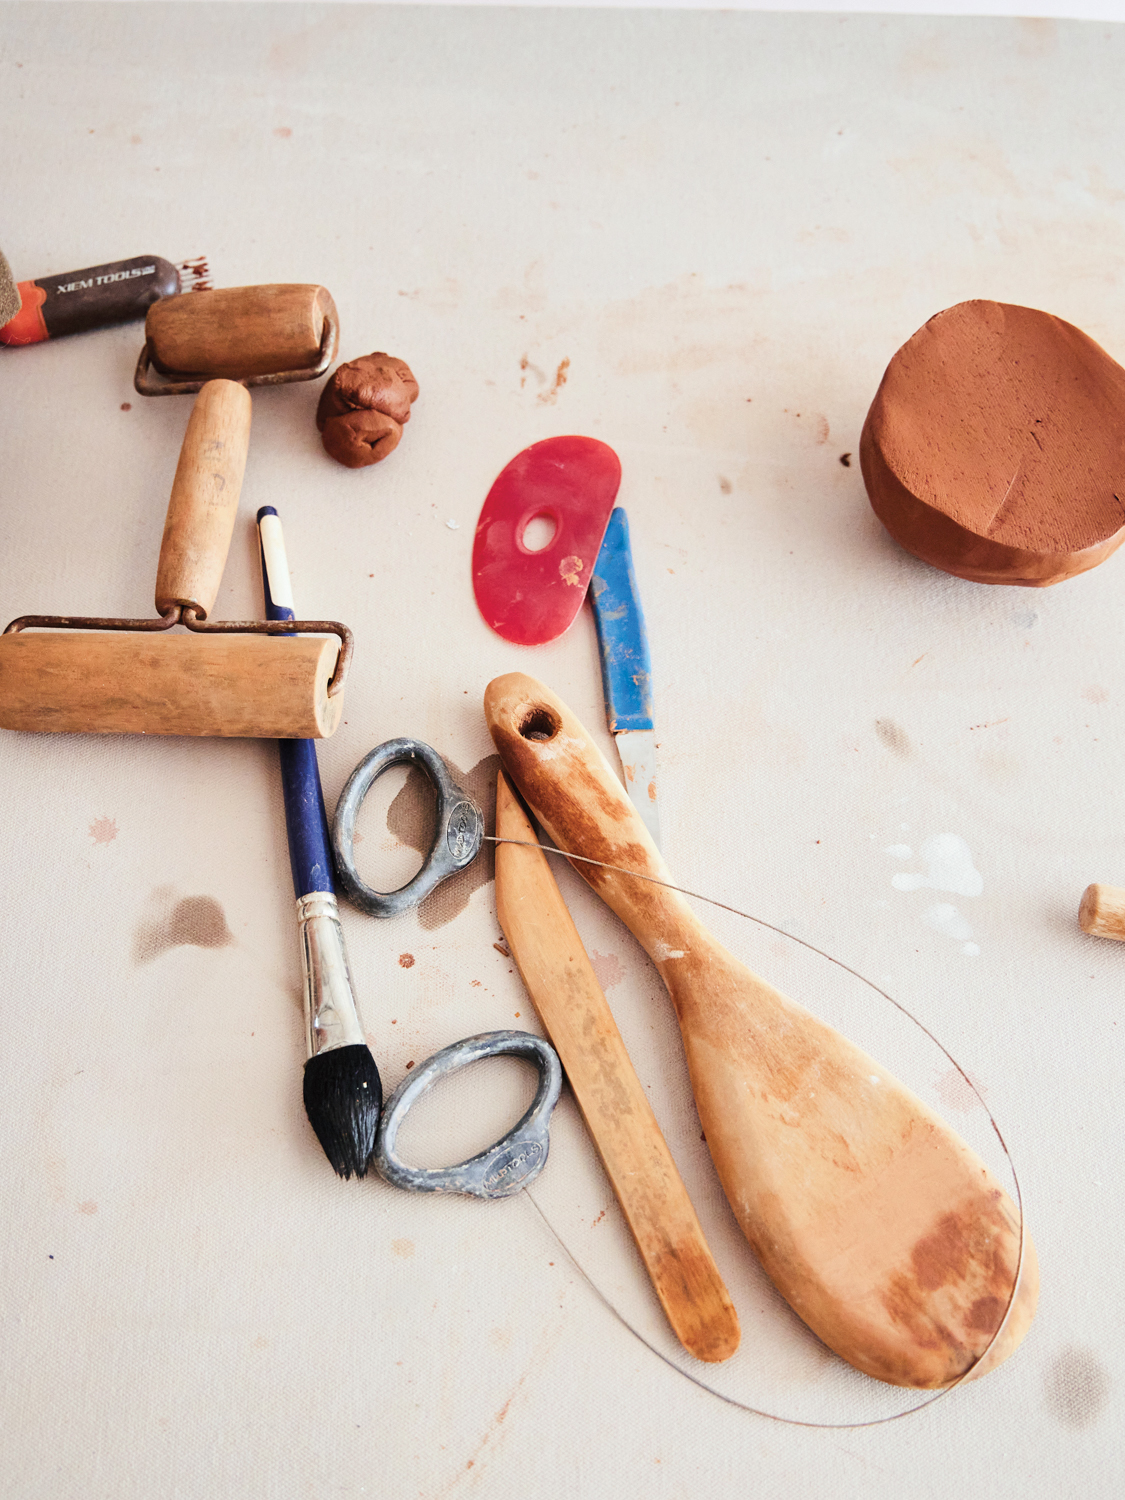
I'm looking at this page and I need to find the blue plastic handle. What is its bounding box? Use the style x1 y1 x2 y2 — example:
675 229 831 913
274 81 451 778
257 505 336 900
589 507 654 733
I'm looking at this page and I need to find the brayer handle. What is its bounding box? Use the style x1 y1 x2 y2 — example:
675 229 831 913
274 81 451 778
154 379 252 620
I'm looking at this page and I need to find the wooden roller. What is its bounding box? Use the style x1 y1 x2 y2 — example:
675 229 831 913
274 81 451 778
0 632 341 738
485 672 1038 1390
0 379 344 739
143 284 338 382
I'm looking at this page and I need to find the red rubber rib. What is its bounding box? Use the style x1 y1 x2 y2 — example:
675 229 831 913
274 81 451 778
472 436 622 645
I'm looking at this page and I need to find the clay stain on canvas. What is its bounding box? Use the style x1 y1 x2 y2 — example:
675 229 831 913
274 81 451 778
134 888 235 964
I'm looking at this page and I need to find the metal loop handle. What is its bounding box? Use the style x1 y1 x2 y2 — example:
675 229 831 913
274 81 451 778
331 738 484 917
374 1031 562 1199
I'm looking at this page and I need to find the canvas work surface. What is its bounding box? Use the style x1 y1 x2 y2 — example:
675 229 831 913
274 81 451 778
0 5 1122 1496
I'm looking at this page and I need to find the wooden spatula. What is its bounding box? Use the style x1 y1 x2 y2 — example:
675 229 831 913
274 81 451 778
485 672 1038 1389
495 771 740 1363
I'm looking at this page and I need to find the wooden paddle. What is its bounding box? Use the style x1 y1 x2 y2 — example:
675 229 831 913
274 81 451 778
495 771 740 1363
485 672 1039 1389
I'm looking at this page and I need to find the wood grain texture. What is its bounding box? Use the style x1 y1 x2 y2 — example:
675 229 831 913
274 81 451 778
0 631 342 737
495 771 740 1363
145 284 337 379
1078 883 1125 941
154 379 251 618
484 672 1038 1389
861 300 1125 586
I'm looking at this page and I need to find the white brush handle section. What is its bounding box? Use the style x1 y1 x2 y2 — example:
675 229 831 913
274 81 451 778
154 378 252 619
258 511 295 610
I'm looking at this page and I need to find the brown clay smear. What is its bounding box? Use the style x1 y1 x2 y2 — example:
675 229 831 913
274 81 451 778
133 887 234 964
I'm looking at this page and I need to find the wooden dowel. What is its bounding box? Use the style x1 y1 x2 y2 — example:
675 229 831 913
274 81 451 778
1079 883 1125 942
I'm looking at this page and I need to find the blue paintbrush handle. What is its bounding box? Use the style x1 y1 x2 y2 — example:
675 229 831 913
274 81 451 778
257 505 335 899
589 507 654 733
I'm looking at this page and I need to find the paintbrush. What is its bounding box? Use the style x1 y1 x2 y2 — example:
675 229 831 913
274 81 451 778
258 505 382 1178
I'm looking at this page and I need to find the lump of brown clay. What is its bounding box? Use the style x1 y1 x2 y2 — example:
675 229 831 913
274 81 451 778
860 301 1125 586
316 352 419 468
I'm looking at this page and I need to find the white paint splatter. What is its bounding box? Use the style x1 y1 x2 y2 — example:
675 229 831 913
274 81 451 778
652 942 687 962
922 902 972 940
891 833 983 898
921 903 978 956
884 844 912 859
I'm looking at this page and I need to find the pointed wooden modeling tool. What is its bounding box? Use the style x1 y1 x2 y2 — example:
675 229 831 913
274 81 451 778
495 770 739 1363
485 672 1038 1389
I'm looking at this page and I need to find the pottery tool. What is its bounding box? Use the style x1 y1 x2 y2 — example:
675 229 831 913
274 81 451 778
0 247 21 327
484 672 1038 1390
0 379 350 737
258 505 381 1179
861 300 1125 587
1079 883 1125 941
135 283 338 395
375 1030 561 1198
495 770 739 1362
472 436 621 644
0 252 210 347
589 507 660 847
332 738 484 917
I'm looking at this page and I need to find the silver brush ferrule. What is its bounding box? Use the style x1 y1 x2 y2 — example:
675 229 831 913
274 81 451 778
295 891 366 1057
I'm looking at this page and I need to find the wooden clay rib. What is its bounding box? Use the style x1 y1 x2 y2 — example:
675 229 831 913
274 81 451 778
484 672 1038 1389
495 771 740 1364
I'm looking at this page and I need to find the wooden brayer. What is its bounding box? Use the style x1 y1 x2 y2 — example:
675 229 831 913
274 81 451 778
134 283 338 396
485 673 1038 1389
0 379 350 737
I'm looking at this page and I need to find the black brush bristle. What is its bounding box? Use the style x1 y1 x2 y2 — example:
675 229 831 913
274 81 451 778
303 1045 382 1179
